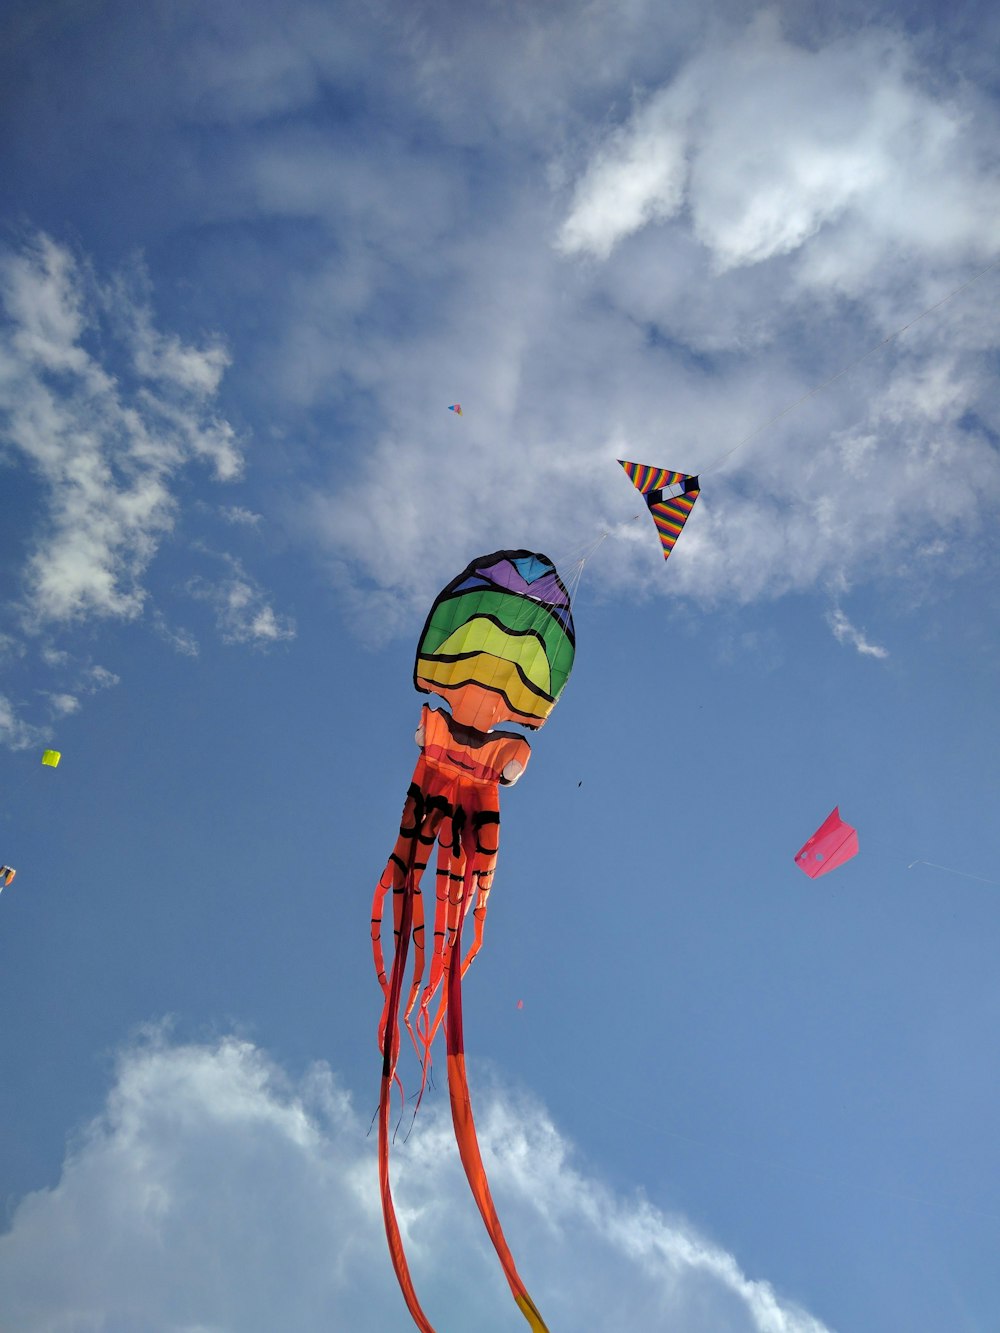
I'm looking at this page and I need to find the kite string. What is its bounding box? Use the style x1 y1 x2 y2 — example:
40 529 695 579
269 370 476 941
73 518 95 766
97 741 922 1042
555 513 646 597
907 860 999 888
702 254 1000 473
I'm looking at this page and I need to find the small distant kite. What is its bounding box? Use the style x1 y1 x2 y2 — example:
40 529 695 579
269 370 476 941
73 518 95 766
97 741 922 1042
0 866 16 891
618 459 700 561
41 750 61 767
448 404 463 416
794 807 858 879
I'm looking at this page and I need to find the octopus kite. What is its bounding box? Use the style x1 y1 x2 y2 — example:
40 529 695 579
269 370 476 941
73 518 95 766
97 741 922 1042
371 550 575 1333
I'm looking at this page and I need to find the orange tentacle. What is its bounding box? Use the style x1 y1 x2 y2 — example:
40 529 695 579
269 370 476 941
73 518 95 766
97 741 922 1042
445 843 549 1332
378 857 437 1333
373 778 444 1332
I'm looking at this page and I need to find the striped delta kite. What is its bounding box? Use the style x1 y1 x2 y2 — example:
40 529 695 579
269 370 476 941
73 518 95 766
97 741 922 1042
618 458 700 560
371 550 575 1333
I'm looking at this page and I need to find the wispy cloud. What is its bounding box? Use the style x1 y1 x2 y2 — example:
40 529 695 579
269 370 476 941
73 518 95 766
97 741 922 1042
187 553 296 646
0 648 118 748
0 232 297 744
0 1032 833 1333
827 607 889 658
38 661 121 719
220 504 264 527
44 692 80 717
225 12 1000 624
0 694 42 751
86 665 120 691
0 234 242 626
152 611 200 658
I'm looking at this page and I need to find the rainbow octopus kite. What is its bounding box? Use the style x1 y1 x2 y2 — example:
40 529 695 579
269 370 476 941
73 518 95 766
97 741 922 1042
371 550 575 1333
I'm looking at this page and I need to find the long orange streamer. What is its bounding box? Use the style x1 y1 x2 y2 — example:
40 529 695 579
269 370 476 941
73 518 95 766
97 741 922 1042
445 844 549 1332
372 718 548 1331
378 848 436 1333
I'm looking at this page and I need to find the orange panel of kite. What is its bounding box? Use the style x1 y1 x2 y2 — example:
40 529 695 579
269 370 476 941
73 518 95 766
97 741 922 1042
372 550 574 1332
794 807 859 879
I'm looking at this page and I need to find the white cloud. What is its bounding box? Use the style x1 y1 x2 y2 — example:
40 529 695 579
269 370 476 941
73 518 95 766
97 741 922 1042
6 12 997 645
152 611 201 658
120 293 232 403
0 1032 834 1333
248 16 999 629
220 505 263 527
46 692 80 716
187 554 296 646
827 607 889 659
0 233 297 746
557 18 999 273
0 234 243 626
0 693 41 751
557 99 689 260
1 650 123 753
86 665 121 691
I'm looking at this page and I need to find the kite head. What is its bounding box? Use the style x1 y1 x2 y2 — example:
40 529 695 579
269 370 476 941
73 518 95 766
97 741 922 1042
414 550 575 732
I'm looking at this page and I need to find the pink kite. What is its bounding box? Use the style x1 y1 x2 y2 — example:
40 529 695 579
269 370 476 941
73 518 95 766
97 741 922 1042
448 404 463 415
794 807 858 879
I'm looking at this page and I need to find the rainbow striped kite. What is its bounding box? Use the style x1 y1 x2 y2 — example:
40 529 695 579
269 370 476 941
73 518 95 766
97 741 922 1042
618 458 700 561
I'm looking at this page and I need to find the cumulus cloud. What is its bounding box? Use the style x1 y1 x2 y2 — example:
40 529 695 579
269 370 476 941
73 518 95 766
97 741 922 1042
0 234 243 626
0 233 299 747
827 607 889 658
558 18 999 272
5 11 998 643
557 99 689 261
260 14 1000 626
0 1032 833 1333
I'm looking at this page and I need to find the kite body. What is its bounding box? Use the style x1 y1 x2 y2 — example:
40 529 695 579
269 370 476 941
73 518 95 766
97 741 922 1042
794 807 859 878
414 549 574 732
41 749 61 767
372 551 573 1333
618 458 700 561
0 866 15 891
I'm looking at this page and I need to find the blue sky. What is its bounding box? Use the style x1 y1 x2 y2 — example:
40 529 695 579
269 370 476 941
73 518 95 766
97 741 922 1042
1 2 999 1330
